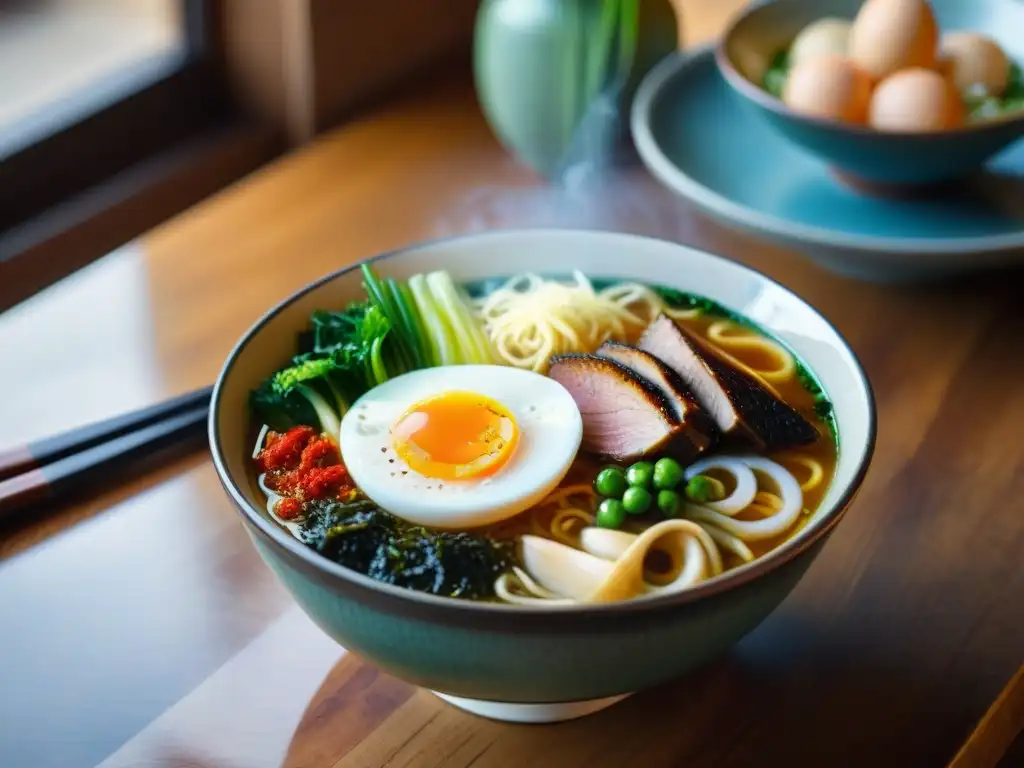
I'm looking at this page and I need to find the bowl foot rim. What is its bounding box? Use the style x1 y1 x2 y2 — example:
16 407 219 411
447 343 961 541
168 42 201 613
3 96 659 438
432 690 632 723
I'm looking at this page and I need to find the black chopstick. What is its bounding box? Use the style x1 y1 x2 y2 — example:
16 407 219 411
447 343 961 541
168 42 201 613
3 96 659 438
0 403 210 523
0 385 213 483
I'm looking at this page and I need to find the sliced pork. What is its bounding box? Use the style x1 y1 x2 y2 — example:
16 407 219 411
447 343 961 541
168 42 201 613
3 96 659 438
637 314 819 451
596 341 716 457
548 354 689 462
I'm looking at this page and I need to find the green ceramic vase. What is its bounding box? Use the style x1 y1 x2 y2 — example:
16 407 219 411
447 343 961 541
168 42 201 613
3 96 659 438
474 0 679 180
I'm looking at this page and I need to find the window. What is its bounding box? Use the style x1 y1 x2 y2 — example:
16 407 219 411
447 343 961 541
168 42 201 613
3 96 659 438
0 0 477 312
0 0 277 311
0 0 186 148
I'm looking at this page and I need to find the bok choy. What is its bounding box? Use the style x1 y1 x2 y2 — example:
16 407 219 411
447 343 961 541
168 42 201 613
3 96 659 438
250 265 495 435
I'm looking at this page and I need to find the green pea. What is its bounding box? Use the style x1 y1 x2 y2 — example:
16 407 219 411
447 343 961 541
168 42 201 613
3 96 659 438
622 486 652 515
653 457 684 490
685 475 727 503
657 489 681 518
596 499 627 529
593 467 627 498
625 461 654 488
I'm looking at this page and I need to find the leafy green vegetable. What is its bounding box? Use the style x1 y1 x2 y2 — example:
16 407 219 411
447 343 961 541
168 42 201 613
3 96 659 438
249 378 320 432
398 282 433 366
362 264 428 371
795 363 823 398
249 265 500 433
271 357 349 438
250 303 398 434
299 499 516 599
409 273 458 365
249 360 345 436
796 361 836 439
814 399 834 421
403 271 494 366
425 271 495 364
305 303 367 355
346 304 393 386
763 48 790 99
385 279 428 368
967 62 1024 120
966 63 1024 120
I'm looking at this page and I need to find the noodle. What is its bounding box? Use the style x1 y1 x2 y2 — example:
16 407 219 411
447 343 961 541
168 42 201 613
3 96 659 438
473 274 800 398
705 320 797 383
778 454 826 493
538 483 598 508
498 453 812 604
494 567 574 606
515 520 723 604
681 456 804 541
549 508 594 547
525 483 598 544
701 525 755 562
749 491 784 518
475 272 700 372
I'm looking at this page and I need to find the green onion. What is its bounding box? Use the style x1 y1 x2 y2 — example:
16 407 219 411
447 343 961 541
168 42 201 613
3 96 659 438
426 272 469 363
426 271 494 364
453 278 496 364
409 274 459 365
369 336 388 385
398 282 433 367
385 278 425 369
361 264 413 372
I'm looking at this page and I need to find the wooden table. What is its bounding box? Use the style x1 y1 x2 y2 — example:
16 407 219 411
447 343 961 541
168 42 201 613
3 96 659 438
2 63 1023 768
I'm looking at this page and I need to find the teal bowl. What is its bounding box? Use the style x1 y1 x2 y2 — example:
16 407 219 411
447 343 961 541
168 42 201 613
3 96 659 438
208 230 876 723
716 0 1024 192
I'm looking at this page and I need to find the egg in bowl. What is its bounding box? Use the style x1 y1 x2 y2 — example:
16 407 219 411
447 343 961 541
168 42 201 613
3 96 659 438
340 365 583 529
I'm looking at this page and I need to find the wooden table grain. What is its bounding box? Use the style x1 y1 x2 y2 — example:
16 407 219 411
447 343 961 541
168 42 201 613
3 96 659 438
3 21 1024 768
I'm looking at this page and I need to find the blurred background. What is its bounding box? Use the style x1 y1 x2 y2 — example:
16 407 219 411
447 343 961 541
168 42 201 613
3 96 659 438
0 0 182 132
0 0 496 311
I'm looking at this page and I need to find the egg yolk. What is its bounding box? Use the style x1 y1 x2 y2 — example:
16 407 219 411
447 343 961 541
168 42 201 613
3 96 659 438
391 391 519 480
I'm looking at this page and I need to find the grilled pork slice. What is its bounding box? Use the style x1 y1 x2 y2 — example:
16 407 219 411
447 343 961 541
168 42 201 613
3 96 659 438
596 341 716 458
637 314 819 451
548 354 690 462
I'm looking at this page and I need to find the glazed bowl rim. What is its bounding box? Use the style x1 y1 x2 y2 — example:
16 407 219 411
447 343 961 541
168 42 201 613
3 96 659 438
715 0 1024 140
208 228 877 622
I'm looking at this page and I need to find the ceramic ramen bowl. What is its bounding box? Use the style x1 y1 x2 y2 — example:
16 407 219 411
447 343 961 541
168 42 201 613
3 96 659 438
208 230 876 723
717 0 1024 192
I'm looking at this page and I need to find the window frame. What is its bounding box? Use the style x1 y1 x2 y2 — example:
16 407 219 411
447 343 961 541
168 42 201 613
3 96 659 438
0 1 235 229
0 0 281 311
0 0 478 312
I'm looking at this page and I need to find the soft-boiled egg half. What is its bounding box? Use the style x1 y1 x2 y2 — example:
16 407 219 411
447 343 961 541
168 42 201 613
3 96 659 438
339 365 583 529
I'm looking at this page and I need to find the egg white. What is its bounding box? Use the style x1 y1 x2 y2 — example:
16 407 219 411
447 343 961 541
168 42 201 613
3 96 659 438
339 365 583 529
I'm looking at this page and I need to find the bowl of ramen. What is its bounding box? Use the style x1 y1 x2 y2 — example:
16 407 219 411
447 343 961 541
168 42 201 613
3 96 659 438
209 229 876 723
716 0 1024 192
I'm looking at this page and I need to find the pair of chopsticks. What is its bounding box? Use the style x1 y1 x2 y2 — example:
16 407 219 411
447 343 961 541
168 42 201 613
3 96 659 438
0 386 213 523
